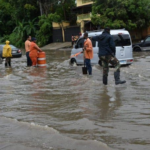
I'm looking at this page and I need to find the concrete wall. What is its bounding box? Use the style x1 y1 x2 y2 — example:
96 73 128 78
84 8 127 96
76 0 93 7
52 21 70 29
77 12 92 23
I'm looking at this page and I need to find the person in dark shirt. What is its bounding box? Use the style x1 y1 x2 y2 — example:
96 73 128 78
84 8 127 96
92 27 126 85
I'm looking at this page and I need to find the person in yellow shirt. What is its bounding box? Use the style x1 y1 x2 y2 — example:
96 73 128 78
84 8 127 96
2 40 12 68
25 35 32 66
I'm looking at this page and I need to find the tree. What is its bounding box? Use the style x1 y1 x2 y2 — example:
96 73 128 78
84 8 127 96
24 18 39 36
0 0 40 36
0 0 76 46
37 0 75 20
36 13 61 46
56 0 75 21
0 0 15 36
37 0 59 16
92 0 150 30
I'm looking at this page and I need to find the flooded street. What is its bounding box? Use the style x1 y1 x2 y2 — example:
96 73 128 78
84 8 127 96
0 50 150 150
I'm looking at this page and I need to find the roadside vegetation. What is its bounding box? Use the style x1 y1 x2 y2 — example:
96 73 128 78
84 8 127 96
0 0 150 47
92 0 150 30
0 0 76 47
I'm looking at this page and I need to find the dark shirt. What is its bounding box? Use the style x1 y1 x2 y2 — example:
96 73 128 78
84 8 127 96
92 31 116 56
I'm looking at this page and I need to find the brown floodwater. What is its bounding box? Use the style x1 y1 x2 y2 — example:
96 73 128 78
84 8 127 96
0 50 150 150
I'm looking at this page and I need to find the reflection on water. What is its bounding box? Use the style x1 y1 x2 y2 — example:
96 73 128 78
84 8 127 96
0 50 150 150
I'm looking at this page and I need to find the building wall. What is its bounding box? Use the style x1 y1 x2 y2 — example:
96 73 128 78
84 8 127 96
76 0 93 33
77 12 92 23
53 26 80 42
129 27 150 43
142 27 150 38
77 0 93 7
52 21 70 28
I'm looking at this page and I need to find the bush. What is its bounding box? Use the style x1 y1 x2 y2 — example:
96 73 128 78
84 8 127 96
0 35 9 44
0 33 24 48
36 13 61 47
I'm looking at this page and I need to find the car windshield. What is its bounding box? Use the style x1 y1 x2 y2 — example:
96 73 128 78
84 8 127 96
10 45 17 49
112 34 131 46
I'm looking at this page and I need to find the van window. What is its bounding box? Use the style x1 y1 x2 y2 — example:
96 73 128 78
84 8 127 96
77 38 96 48
112 34 131 46
145 37 150 42
77 38 84 48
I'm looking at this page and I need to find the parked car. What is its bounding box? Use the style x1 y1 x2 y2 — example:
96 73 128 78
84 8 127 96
0 44 22 58
70 29 133 66
133 35 150 51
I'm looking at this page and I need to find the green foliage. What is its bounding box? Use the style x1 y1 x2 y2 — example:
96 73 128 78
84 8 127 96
24 18 38 36
0 0 39 37
0 32 23 47
0 35 9 43
0 0 76 47
9 32 24 47
92 0 150 29
56 0 76 21
36 13 62 46
0 0 15 36
6 19 38 47
24 4 36 10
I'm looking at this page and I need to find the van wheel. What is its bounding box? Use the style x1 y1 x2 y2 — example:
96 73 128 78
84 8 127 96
134 47 141 51
70 58 76 66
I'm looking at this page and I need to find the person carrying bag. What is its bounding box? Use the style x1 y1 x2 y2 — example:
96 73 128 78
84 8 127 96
82 32 93 75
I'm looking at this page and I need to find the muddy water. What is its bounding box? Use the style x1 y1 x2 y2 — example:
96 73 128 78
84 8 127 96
0 50 150 150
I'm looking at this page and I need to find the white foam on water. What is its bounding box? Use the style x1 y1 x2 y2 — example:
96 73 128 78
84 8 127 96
13 99 19 104
92 65 99 70
0 116 112 150
72 62 77 67
110 97 116 102
138 74 143 78
57 59 70 69
4 74 11 79
1 117 59 134
138 74 150 81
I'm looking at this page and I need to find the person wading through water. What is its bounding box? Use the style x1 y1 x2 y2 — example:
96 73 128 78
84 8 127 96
82 32 93 75
92 27 126 85
25 35 32 67
29 37 42 67
2 40 12 68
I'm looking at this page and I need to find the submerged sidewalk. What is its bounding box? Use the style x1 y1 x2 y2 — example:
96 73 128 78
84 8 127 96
41 42 72 50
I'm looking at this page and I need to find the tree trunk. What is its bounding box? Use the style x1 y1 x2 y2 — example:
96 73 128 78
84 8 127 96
59 22 65 42
38 0 43 16
62 0 67 20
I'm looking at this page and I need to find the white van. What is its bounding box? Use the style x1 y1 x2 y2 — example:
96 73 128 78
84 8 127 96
70 29 133 65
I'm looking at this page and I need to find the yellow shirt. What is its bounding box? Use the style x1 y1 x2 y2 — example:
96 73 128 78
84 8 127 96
2 42 12 58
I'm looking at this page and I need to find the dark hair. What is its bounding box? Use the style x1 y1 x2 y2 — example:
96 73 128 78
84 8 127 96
27 35 31 39
104 27 110 32
32 37 36 41
84 32 88 37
